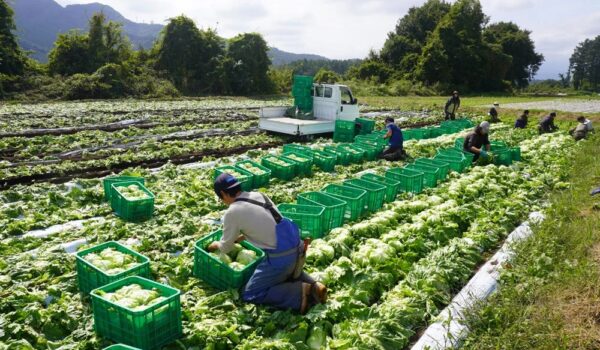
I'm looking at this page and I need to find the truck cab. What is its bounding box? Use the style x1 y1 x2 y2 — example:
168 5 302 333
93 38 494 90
259 83 360 136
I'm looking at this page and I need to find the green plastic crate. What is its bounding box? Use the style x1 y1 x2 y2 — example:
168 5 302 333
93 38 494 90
411 128 427 140
104 345 141 350
297 191 346 231
103 176 145 202
323 146 351 165
427 127 444 138
361 173 400 203
338 144 365 163
356 118 375 135
261 156 296 181
415 158 450 180
434 154 465 173
235 160 271 189
322 184 367 221
313 150 337 172
76 241 150 295
281 151 313 176
334 120 357 142
510 147 521 161
402 129 414 141
110 181 155 222
454 137 465 150
355 134 386 147
90 276 182 350
405 163 439 188
278 203 326 239
214 166 254 192
493 149 513 166
490 141 509 151
352 143 378 161
438 148 472 169
385 168 424 194
194 230 265 290
283 144 312 155
343 178 386 213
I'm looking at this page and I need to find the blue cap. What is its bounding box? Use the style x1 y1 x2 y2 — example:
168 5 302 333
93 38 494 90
214 173 241 196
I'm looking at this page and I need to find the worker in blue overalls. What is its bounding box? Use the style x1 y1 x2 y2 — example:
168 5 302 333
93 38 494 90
208 173 327 313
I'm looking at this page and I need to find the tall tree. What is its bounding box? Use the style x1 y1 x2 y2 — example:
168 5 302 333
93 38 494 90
0 0 26 76
154 16 224 94
380 0 451 68
48 31 91 75
569 35 600 91
226 33 272 95
484 22 543 88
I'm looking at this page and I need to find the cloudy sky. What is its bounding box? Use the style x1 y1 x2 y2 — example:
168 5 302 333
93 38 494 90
55 0 600 79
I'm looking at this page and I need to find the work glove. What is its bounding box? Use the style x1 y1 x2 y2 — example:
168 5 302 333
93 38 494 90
480 150 488 158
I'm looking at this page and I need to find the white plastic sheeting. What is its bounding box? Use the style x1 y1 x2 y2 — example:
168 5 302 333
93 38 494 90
411 211 545 350
20 217 104 239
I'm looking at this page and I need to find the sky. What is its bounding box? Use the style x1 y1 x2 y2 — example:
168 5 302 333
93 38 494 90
54 0 600 79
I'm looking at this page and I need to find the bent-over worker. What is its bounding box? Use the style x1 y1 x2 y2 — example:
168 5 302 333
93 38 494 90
208 173 327 313
463 121 491 163
444 91 461 120
381 117 406 161
488 102 500 123
570 116 589 141
514 110 529 129
538 112 558 134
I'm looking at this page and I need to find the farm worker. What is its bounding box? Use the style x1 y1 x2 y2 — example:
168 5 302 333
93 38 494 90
514 110 529 129
382 117 406 161
208 173 327 314
463 121 491 162
488 102 500 123
444 91 461 120
538 112 559 134
570 116 589 141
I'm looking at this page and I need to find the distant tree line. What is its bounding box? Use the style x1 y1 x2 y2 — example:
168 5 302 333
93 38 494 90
2 0 599 100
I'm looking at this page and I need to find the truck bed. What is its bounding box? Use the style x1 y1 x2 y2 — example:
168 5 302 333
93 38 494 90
259 117 334 136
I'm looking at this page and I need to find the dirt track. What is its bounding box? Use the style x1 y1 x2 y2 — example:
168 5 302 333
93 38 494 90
499 99 600 113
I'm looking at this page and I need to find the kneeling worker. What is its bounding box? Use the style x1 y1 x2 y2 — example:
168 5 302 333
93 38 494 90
382 117 406 161
463 121 491 162
208 173 327 314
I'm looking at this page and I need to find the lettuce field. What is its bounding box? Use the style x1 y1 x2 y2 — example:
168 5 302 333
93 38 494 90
0 98 578 350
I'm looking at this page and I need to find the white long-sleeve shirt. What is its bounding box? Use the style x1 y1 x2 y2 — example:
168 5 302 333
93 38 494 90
217 192 278 254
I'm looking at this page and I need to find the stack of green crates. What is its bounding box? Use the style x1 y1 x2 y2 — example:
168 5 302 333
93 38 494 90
90 276 182 350
110 181 155 222
194 230 265 290
385 167 424 194
333 120 356 142
292 75 313 113
281 151 313 176
278 203 326 239
214 166 254 191
235 160 271 188
76 241 150 295
297 191 346 231
343 178 385 213
103 176 145 202
355 117 375 135
261 155 296 180
361 173 400 203
352 143 378 161
322 184 367 221
434 152 466 173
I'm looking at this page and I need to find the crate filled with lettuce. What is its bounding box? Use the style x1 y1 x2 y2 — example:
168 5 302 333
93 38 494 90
91 276 182 350
76 241 150 294
110 181 155 222
194 230 265 290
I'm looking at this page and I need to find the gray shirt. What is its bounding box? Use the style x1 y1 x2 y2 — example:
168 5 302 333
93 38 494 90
218 192 279 254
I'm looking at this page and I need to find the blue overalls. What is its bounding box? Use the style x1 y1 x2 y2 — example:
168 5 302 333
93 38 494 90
236 196 314 311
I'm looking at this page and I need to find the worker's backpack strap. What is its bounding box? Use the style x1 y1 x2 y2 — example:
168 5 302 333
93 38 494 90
234 194 283 224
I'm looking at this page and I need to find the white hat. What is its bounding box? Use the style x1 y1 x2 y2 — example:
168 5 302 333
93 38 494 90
479 121 490 133
493 102 499 106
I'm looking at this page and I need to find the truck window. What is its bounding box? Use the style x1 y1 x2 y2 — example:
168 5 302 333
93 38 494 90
315 86 324 97
340 87 353 104
324 87 332 98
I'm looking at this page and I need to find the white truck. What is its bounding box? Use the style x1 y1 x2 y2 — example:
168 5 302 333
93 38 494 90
259 83 360 136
